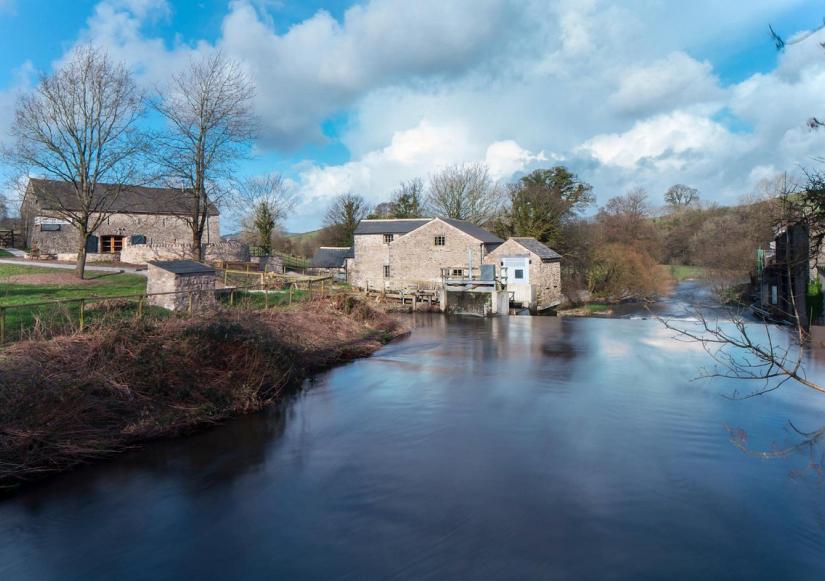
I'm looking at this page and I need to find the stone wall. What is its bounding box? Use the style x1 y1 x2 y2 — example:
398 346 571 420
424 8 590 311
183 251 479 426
121 243 191 264
204 239 250 263
146 264 216 312
350 218 489 290
249 255 284 273
29 210 220 255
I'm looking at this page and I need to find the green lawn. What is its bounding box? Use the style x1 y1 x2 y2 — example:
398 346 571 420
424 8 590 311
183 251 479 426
585 303 610 314
0 249 13 258
0 265 147 341
663 264 707 281
0 264 147 305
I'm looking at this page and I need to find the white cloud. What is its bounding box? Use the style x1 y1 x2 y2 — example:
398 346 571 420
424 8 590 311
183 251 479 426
577 111 733 170
610 52 723 116
485 141 548 180
5 0 825 229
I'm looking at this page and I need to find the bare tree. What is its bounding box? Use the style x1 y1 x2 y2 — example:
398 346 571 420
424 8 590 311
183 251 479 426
322 193 370 247
5 46 145 278
427 162 501 225
664 184 700 209
153 51 255 260
237 174 295 255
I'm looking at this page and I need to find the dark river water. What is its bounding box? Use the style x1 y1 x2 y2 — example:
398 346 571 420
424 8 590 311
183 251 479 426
3 283 825 579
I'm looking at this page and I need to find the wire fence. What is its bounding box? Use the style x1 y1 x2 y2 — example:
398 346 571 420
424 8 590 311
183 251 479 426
0 274 336 345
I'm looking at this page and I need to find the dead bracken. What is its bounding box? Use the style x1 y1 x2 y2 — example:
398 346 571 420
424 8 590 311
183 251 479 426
0 296 407 492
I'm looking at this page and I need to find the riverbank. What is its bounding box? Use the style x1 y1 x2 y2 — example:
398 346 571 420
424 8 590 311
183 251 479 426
0 296 406 492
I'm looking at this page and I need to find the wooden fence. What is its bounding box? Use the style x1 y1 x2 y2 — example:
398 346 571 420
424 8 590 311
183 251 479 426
0 277 337 345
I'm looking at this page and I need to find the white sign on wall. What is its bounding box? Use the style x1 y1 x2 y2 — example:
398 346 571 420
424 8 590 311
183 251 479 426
34 216 70 226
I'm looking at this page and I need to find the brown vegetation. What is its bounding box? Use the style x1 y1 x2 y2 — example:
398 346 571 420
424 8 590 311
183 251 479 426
0 296 406 491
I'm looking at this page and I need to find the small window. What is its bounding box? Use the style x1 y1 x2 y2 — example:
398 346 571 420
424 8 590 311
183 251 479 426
514 269 524 280
40 224 61 232
434 235 446 246
770 285 778 305
383 233 394 244
383 265 390 278
451 268 464 276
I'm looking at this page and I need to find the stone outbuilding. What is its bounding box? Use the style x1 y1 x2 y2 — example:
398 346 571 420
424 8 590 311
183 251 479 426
483 237 562 310
310 246 352 280
146 260 216 312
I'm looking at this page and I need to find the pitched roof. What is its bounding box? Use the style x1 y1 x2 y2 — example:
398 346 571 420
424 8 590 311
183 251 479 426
511 237 562 261
353 217 504 246
148 260 215 274
310 246 352 268
354 219 430 235
440 218 504 245
27 178 219 216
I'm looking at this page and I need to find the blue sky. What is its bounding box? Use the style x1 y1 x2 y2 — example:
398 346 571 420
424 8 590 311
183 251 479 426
1 0 824 233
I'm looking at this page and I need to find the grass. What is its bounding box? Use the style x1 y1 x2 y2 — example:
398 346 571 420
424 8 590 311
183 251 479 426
585 303 610 313
0 249 12 258
0 264 147 305
0 265 147 341
218 288 309 308
663 264 707 281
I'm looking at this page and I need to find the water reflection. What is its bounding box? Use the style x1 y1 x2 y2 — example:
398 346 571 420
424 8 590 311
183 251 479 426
2 299 825 579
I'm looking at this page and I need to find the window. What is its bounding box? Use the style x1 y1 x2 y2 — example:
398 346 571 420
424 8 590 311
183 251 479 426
451 268 464 277
514 269 524 280
434 235 446 246
40 224 61 232
100 235 124 254
770 285 778 305
383 233 394 244
383 265 390 278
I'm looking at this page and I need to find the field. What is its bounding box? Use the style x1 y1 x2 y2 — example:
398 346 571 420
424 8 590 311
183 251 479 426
0 264 148 341
663 264 707 281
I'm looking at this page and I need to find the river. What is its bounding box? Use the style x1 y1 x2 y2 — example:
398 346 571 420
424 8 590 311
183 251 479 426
2 283 825 579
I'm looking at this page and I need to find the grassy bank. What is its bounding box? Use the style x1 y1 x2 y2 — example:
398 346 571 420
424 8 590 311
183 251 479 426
0 250 13 258
663 264 707 281
0 296 405 491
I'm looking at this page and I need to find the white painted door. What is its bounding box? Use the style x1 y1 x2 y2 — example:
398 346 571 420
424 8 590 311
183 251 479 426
502 257 529 285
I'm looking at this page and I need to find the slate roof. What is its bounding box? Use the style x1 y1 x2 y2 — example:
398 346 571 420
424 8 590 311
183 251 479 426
310 246 353 268
353 217 503 246
440 218 504 245
354 219 430 235
27 178 219 216
511 237 562 261
148 260 216 274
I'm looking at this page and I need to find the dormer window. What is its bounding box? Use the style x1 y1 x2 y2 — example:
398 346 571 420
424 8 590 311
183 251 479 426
383 233 394 244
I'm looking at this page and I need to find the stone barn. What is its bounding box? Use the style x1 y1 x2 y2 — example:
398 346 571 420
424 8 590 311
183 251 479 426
21 178 220 262
483 237 562 311
146 260 216 312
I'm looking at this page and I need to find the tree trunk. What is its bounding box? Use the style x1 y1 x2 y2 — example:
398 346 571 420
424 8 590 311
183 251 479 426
192 229 203 261
75 234 88 280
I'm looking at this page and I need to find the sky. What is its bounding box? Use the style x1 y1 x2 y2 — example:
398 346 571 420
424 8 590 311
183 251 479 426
1 0 824 233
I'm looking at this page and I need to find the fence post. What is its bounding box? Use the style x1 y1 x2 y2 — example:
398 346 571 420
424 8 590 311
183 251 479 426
289 284 293 305
224 270 228 286
138 295 144 318
265 288 269 309
0 306 5 345
230 289 235 306
79 299 85 332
